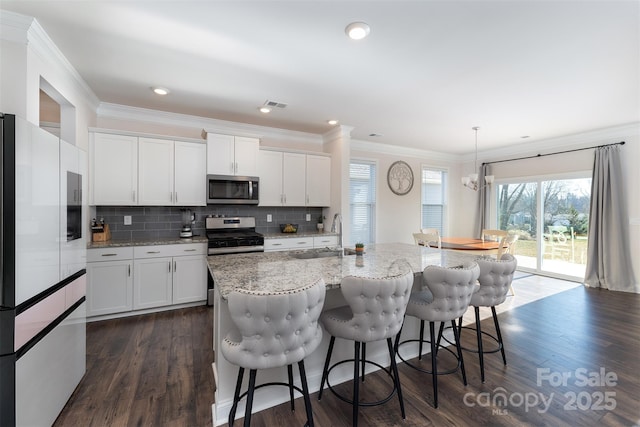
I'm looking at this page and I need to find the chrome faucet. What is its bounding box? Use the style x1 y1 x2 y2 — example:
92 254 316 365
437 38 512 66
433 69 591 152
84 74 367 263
331 213 343 255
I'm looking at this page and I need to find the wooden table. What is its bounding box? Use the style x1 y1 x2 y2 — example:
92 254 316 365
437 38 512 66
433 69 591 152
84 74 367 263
436 237 501 253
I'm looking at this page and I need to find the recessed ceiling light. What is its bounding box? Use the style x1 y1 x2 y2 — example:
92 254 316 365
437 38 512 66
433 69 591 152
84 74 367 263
327 120 339 126
259 106 272 114
345 22 370 40
152 87 169 95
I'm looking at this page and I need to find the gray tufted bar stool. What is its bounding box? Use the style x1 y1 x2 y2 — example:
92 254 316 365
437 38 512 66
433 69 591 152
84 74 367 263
458 254 517 383
221 278 326 427
317 267 414 427
395 261 480 408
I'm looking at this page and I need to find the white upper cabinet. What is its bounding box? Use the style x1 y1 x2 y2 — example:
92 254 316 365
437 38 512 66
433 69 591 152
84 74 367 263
91 132 206 206
174 141 206 205
258 149 331 207
282 152 307 206
257 150 284 206
138 138 206 206
206 132 259 176
90 133 138 205
138 137 174 205
306 154 331 206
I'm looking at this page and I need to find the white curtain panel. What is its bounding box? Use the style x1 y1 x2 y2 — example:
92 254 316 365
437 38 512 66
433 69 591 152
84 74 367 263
584 145 637 291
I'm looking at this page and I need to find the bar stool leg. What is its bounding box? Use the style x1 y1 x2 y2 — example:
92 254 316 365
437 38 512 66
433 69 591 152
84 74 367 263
287 364 295 411
386 338 406 418
353 341 361 426
475 307 485 383
429 321 438 408
435 321 445 356
418 320 425 360
243 369 257 427
229 367 245 426
491 306 507 365
298 360 314 427
361 343 367 382
451 319 467 386
318 336 335 400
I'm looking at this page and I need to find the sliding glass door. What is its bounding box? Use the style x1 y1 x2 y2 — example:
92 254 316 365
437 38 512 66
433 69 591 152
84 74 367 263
494 173 591 281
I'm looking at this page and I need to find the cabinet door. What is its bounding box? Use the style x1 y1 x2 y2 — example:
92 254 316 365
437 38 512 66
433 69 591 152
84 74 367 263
138 137 174 205
172 255 207 304
174 141 206 206
282 152 307 206
257 150 284 206
86 260 133 316
91 133 138 205
306 155 331 206
206 133 234 175
234 136 259 176
133 257 173 309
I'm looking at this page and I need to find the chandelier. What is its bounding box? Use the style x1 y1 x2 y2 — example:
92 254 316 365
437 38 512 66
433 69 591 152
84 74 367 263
461 126 494 191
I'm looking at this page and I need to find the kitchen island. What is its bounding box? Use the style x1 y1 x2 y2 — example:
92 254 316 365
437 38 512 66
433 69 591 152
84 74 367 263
207 243 479 426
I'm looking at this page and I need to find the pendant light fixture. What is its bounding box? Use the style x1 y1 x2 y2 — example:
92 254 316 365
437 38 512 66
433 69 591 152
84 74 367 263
461 126 494 191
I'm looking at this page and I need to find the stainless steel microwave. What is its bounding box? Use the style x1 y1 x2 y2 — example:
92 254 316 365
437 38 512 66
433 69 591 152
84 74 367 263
207 174 259 205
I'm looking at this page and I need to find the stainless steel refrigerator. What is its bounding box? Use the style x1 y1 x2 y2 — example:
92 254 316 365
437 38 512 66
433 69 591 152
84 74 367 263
1 113 87 426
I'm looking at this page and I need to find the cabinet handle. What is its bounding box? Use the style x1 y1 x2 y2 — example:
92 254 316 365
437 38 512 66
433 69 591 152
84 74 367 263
132 190 136 202
235 162 238 173
306 195 309 204
230 162 234 173
169 261 172 272
297 241 308 245
283 194 287 204
184 249 197 252
147 251 161 254
273 243 283 246
128 265 131 277
174 261 177 271
101 253 118 257
175 192 178 203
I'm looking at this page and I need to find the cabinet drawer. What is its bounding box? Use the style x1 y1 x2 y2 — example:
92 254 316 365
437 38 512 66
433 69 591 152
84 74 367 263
264 237 313 251
88 247 134 262
314 236 339 248
134 245 175 259
134 243 207 259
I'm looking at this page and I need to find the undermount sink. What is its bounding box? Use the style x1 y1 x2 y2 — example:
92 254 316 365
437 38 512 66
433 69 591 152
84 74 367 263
291 249 344 259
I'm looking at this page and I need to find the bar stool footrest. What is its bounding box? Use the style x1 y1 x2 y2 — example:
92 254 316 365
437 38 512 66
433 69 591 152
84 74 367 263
325 359 397 407
396 339 461 375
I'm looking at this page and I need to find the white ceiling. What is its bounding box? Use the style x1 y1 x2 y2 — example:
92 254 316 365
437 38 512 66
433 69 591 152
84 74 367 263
2 1 639 154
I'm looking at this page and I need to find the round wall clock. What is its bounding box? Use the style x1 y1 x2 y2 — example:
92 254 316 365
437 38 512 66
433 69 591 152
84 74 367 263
387 161 414 195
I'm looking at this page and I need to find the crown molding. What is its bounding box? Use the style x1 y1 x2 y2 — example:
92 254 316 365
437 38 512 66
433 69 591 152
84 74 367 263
474 122 640 164
1 10 100 110
350 138 459 163
0 10 32 43
98 102 323 146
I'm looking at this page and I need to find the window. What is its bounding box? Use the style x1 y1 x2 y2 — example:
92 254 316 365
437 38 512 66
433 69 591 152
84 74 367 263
421 168 447 235
349 160 376 245
495 174 591 281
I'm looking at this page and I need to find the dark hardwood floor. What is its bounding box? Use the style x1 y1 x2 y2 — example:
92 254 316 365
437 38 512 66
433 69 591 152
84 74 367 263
54 280 640 427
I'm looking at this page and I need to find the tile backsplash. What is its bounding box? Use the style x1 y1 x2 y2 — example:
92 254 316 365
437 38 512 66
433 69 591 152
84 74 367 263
95 206 326 241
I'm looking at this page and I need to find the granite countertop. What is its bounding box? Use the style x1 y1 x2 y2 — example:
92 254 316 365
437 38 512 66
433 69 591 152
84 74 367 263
208 243 480 299
88 235 208 249
262 231 338 239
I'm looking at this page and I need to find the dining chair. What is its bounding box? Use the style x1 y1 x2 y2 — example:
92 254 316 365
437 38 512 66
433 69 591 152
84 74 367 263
497 234 518 295
222 279 326 427
413 232 442 249
481 229 508 242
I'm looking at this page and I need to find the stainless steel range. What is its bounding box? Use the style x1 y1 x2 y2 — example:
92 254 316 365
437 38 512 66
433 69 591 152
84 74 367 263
206 216 264 255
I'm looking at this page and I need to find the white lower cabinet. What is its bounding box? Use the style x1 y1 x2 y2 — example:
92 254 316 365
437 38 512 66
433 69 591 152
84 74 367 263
313 235 339 248
87 243 206 318
133 257 173 309
86 247 133 317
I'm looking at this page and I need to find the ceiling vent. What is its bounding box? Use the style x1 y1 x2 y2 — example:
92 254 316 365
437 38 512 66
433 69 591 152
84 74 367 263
264 100 288 109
